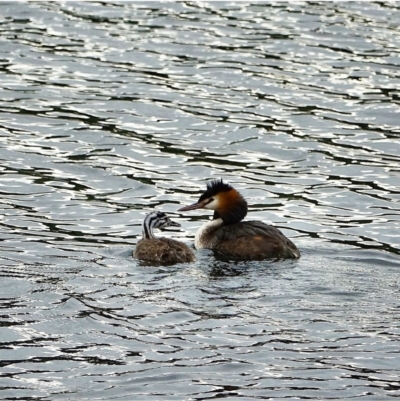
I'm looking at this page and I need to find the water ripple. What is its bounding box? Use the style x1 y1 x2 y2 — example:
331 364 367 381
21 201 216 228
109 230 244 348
1 2 400 400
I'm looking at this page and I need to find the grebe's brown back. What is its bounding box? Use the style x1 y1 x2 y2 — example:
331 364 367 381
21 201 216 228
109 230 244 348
134 211 196 265
178 179 300 261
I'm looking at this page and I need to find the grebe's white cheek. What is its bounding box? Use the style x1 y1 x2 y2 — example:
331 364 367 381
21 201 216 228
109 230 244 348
204 198 219 210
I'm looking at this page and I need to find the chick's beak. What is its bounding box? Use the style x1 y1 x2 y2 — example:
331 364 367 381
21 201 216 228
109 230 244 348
168 220 181 227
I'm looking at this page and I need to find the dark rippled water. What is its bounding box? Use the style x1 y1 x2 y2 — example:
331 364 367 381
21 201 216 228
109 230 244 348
1 2 400 400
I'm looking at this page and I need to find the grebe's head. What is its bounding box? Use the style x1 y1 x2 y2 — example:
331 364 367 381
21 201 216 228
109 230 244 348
178 179 247 224
145 211 181 230
142 211 180 240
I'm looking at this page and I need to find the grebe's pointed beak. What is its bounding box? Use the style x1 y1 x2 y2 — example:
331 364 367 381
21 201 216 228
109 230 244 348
168 220 181 227
178 201 205 212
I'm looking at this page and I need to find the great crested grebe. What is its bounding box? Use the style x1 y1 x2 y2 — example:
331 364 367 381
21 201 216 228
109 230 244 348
134 211 196 265
178 179 300 261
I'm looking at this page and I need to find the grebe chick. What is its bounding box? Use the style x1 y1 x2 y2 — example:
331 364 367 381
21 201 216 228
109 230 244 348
134 211 196 265
178 179 300 261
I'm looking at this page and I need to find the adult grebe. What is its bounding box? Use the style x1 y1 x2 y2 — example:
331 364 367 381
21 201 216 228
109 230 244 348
134 211 196 265
178 179 300 261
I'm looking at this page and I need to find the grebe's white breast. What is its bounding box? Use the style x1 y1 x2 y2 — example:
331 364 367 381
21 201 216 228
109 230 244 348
194 218 223 249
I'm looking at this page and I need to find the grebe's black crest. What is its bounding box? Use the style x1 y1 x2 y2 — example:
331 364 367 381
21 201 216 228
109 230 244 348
199 179 233 202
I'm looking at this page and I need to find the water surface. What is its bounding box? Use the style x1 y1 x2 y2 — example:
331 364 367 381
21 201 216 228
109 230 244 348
1 2 399 400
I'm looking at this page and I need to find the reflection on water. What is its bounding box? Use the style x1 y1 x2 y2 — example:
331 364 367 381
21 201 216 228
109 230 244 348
1 2 400 400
